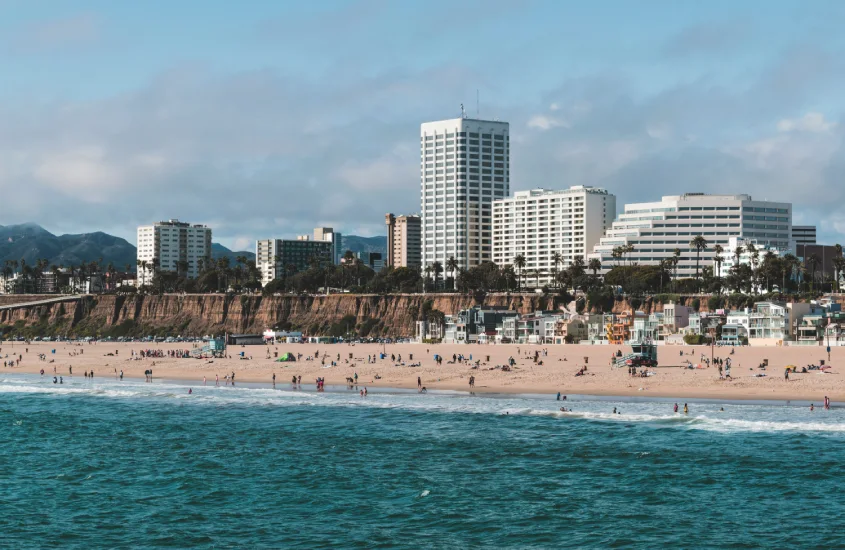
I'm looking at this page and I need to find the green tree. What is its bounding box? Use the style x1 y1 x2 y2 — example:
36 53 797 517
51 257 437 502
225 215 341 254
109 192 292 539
689 235 709 291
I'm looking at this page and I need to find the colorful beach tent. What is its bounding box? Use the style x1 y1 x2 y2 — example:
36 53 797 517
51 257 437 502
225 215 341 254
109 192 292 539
276 352 296 362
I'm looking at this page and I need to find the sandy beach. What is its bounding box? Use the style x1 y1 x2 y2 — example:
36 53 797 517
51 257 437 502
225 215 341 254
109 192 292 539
3 340 843 402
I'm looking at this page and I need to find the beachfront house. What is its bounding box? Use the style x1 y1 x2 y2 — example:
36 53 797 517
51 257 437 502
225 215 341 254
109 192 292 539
443 306 519 344
554 317 589 344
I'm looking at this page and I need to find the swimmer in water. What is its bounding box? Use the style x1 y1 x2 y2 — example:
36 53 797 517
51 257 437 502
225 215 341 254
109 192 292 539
188 388 192 394
683 403 689 414
613 407 617 414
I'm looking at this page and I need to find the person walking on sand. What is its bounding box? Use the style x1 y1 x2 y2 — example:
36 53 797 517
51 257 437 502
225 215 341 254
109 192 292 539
216 374 219 386
418 376 422 389
272 373 276 387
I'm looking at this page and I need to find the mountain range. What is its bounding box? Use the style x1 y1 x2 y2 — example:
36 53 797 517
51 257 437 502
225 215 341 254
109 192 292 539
0 223 386 271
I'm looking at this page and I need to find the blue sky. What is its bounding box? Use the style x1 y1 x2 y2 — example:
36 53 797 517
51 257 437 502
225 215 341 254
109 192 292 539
1 0 844 250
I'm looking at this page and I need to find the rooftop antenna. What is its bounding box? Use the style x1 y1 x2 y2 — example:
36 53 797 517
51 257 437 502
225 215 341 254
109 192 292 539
460 103 466 119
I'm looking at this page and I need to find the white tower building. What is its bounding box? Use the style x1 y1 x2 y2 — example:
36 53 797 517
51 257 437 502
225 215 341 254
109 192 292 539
136 219 211 282
420 117 509 272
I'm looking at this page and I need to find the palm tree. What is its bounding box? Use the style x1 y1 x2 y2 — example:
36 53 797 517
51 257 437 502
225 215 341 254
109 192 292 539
611 247 623 268
624 244 636 266
431 261 444 290
551 252 563 288
807 254 821 293
588 258 601 277
445 256 459 290
713 244 725 277
424 265 433 292
835 244 844 292
689 236 709 291
513 254 526 291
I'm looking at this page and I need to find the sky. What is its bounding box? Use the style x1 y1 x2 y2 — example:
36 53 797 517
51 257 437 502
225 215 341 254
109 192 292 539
1 0 844 250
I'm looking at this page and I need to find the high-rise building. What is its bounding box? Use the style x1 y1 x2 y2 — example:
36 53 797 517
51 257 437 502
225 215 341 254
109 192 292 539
589 193 792 278
420 117 509 271
792 225 817 245
385 213 421 269
313 227 343 264
492 187 616 286
136 219 211 282
256 238 333 286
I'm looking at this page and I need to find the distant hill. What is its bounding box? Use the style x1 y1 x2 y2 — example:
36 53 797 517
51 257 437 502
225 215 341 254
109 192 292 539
0 223 378 270
341 235 387 257
0 224 136 269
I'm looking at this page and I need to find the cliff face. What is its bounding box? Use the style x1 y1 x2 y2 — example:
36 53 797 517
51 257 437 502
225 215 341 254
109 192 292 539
0 293 555 337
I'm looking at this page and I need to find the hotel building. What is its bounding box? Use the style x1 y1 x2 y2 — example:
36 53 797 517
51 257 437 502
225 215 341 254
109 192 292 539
492 186 615 285
256 238 333 286
136 220 211 281
385 213 422 269
420 117 509 271
589 193 792 278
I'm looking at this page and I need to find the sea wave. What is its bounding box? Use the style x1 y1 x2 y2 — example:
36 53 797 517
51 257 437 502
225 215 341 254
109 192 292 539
2 376 843 434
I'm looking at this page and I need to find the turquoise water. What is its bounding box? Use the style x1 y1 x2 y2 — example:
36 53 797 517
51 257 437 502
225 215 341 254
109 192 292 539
3 374 844 548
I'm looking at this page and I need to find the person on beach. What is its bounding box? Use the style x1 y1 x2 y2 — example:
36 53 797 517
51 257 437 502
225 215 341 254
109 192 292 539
674 403 679 413
216 374 219 386
556 392 561 401
418 376 422 389
683 403 689 414
272 373 276 387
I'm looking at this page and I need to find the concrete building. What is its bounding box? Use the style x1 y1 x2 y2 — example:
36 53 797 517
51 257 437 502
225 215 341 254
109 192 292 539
385 214 422 269
714 237 785 285
313 227 343 264
589 193 792 278
796 244 843 281
792 225 817 245
420 117 510 272
492 186 615 286
255 238 333 286
136 220 211 281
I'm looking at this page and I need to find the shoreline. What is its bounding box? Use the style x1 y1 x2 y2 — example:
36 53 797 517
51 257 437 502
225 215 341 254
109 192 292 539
4 366 839 404
2 341 843 403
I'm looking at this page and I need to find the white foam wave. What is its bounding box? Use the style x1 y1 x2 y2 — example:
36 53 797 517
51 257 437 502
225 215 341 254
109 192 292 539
2 375 844 435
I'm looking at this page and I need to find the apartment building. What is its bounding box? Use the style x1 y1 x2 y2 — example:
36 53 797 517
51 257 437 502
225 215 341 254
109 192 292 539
385 213 421 268
420 117 510 271
255 238 333 286
589 193 792 278
136 220 211 281
492 186 615 285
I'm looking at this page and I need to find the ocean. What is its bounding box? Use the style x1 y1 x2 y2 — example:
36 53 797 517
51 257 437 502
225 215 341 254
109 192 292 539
2 373 843 548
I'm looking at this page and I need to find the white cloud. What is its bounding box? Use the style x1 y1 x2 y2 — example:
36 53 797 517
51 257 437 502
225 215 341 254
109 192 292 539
527 115 569 131
777 112 837 133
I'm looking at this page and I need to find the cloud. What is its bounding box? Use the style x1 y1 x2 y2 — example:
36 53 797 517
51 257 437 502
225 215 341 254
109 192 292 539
6 13 101 52
662 20 748 57
777 112 837 133
527 115 568 130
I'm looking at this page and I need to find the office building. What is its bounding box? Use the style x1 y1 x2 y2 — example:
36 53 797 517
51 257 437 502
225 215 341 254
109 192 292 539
313 227 343 264
136 219 211 281
255 238 333 286
589 193 792 278
385 213 422 268
792 225 817 245
796 244 843 281
492 186 615 285
421 116 509 271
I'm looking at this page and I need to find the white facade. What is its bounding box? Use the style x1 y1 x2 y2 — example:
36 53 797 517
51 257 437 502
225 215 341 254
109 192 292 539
713 237 784 278
421 117 509 271
136 220 211 281
589 193 792 278
492 186 615 285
